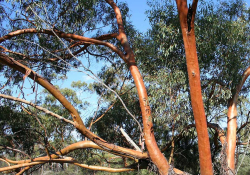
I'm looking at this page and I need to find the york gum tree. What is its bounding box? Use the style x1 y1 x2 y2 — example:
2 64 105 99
0 0 250 174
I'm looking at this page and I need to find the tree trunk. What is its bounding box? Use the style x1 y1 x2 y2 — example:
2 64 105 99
175 0 213 174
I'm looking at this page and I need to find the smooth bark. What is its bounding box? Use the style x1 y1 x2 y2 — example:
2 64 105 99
175 0 213 174
226 66 250 171
0 53 148 160
105 0 170 174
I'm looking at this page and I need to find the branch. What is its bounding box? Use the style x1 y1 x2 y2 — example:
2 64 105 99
105 1 170 174
0 28 125 61
0 158 10 167
0 94 74 125
120 127 141 152
105 0 172 174
226 66 250 170
0 53 148 159
207 122 226 145
16 166 31 175
1 157 135 173
237 121 250 134
0 141 137 173
161 124 196 152
0 145 31 159
93 100 116 125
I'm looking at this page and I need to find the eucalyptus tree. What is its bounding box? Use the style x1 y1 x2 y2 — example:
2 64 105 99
1 0 250 175
130 0 250 173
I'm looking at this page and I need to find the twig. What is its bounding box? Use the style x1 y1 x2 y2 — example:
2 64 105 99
0 94 74 125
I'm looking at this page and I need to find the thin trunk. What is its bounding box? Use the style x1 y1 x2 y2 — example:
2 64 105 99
226 66 250 172
105 0 170 174
175 0 213 174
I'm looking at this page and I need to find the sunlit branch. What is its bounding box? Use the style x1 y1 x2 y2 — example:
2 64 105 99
0 53 148 159
0 140 148 173
0 140 140 173
73 162 135 172
227 66 250 170
1 157 135 173
120 127 141 152
105 0 170 174
16 166 31 175
0 28 124 60
0 158 10 166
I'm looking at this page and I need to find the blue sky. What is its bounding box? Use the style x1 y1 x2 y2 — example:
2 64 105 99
126 0 250 33
3 0 250 128
126 0 150 33
62 0 250 120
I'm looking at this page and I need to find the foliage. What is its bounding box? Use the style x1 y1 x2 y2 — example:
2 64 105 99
1 0 250 174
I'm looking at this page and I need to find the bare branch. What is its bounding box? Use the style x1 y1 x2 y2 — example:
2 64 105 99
0 145 31 159
0 28 125 60
0 94 75 125
120 127 141 152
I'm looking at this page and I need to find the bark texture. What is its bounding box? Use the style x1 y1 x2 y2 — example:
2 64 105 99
226 66 250 171
105 0 170 174
175 0 213 174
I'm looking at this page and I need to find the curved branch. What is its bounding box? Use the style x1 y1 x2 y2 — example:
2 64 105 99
226 66 250 170
0 145 31 159
237 121 250 134
105 0 170 174
1 157 135 173
207 122 226 145
1 141 101 165
0 141 136 173
0 158 10 167
0 28 125 60
0 53 148 160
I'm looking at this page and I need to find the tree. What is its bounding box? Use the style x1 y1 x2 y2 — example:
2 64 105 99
1 0 250 174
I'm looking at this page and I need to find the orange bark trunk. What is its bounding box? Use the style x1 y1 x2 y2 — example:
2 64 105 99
105 0 170 174
175 0 213 174
226 66 250 171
